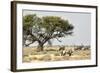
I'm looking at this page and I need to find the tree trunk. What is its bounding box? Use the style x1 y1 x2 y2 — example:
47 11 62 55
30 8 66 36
37 42 44 51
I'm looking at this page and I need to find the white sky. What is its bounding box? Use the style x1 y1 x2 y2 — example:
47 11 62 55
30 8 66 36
23 10 91 46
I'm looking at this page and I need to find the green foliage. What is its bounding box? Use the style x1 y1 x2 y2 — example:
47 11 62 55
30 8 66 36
23 14 35 30
23 14 41 31
41 16 73 34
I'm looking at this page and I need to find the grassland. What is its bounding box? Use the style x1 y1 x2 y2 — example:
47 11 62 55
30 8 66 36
22 45 91 63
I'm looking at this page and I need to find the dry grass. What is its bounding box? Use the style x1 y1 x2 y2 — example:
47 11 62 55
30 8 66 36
22 46 91 63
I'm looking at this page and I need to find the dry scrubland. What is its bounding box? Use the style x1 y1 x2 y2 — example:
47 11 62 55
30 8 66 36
22 46 91 62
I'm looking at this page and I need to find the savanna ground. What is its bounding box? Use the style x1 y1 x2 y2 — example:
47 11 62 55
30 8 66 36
22 45 91 63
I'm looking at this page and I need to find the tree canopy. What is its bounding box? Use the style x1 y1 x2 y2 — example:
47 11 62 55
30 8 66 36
23 14 74 51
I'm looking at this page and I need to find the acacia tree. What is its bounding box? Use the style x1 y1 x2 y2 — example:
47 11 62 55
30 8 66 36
23 14 74 51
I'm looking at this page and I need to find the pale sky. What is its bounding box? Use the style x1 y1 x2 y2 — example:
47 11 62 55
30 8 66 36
23 10 91 46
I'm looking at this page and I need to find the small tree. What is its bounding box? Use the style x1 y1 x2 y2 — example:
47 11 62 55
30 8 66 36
23 14 74 51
